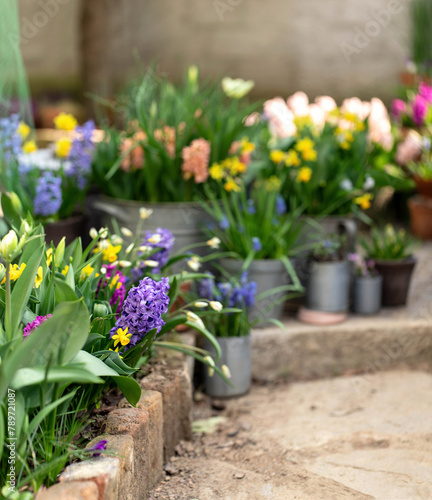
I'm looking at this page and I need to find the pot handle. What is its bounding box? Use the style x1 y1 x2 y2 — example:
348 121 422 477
338 219 357 252
92 200 131 224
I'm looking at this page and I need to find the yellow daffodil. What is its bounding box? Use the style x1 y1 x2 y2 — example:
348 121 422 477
96 242 121 263
265 175 281 191
209 163 224 181
302 148 317 161
53 112 77 131
46 248 53 267
80 263 99 280
240 137 255 153
224 178 241 192
356 121 366 132
108 347 123 358
285 150 301 167
230 157 246 176
55 137 72 158
354 193 373 210
22 140 37 154
62 265 69 276
296 167 312 183
270 149 285 164
295 137 315 153
34 266 43 288
18 122 31 140
2 263 27 284
112 326 131 347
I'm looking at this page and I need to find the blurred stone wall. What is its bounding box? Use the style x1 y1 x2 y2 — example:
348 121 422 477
19 0 410 102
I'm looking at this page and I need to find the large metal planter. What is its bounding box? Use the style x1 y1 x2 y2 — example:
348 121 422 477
204 335 251 398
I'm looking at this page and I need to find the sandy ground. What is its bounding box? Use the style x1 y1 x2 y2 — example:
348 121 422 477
148 369 432 500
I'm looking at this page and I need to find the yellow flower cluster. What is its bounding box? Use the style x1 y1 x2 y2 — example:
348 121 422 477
0 263 43 288
295 138 317 162
354 193 373 210
270 138 317 169
94 240 122 263
209 155 246 193
53 113 77 159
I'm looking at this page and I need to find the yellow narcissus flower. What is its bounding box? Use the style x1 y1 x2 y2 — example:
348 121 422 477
224 178 241 192
53 112 77 131
354 193 373 210
55 137 72 158
230 157 246 176
46 248 53 267
270 149 285 164
295 137 315 153
265 175 281 191
240 138 255 153
209 163 224 181
112 326 131 347
2 263 27 284
285 150 301 167
102 243 121 263
18 122 31 140
296 167 312 183
62 265 69 276
22 140 37 154
80 263 99 280
301 148 317 161
34 266 43 288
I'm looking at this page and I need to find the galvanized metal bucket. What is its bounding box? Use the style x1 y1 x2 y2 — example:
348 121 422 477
306 260 350 313
204 335 251 398
353 275 382 315
219 258 288 325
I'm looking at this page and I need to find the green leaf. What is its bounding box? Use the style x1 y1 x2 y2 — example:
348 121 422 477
113 376 141 406
10 365 103 389
1 193 22 229
71 350 119 377
54 276 78 303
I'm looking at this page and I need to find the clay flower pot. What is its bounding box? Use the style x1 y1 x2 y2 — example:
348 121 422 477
375 257 417 307
408 195 432 240
413 176 432 199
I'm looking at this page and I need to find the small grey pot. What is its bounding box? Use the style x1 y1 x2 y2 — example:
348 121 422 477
306 260 350 313
204 335 251 398
353 275 382 315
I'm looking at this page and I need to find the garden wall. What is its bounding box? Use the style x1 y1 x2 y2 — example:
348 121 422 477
19 0 409 102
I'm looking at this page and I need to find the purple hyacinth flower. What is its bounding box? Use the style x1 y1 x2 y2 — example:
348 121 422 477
66 120 96 190
275 195 287 216
87 439 108 457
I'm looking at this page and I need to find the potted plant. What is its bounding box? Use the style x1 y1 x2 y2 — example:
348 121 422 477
299 235 350 325
0 112 96 244
360 225 418 307
202 166 303 324
92 66 260 255
197 272 257 398
349 253 382 315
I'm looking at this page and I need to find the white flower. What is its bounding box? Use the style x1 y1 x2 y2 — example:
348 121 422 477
125 243 134 254
100 267 107 275
89 227 98 239
139 207 153 220
144 260 159 268
339 179 353 192
206 237 221 249
210 301 223 312
222 77 255 99
111 236 124 245
147 233 162 244
203 355 215 367
363 175 375 191
221 365 232 379
207 366 215 377
119 260 132 268
121 227 133 237
98 227 108 239
187 256 201 271
422 137 431 151
139 245 152 253
186 311 205 328
194 301 208 308
0 230 18 258
99 239 110 250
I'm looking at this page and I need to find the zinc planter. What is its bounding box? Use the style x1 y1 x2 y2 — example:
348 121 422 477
44 214 87 246
375 257 417 307
219 258 287 324
408 195 432 240
353 275 382 315
94 196 208 260
204 335 251 398
306 260 350 313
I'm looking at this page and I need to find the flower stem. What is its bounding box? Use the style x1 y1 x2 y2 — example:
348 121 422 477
5 261 12 341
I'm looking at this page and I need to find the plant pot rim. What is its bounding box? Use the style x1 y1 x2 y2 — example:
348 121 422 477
310 258 348 266
374 256 417 266
408 195 432 207
220 257 284 264
355 274 382 280
100 195 203 208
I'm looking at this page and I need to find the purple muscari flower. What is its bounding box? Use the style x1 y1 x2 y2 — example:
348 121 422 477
391 99 406 120
275 195 287 216
0 114 21 162
419 82 432 104
247 199 256 215
66 120 96 190
220 215 230 230
23 314 52 337
141 228 175 273
252 237 262 252
412 95 428 126
199 274 215 300
87 439 107 458
214 273 257 310
110 277 170 347
33 171 62 217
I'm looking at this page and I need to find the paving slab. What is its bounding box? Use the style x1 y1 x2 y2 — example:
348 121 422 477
148 370 432 500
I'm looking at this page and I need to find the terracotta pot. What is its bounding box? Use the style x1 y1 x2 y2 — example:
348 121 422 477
44 214 86 246
375 257 417 307
413 176 432 199
408 195 432 240
400 71 432 87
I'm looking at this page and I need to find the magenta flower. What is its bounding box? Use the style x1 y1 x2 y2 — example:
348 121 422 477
391 99 406 120
412 95 428 126
87 439 107 458
23 314 52 337
419 82 432 103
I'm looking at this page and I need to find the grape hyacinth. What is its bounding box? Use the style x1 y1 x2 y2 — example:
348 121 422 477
275 194 287 216
110 277 170 348
23 314 52 337
33 171 62 217
200 272 257 309
66 120 96 190
0 114 21 163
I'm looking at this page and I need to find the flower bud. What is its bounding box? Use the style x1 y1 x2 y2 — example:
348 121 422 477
139 207 153 220
54 237 65 265
0 230 18 259
9 192 23 215
19 219 31 236
120 227 133 237
210 301 223 312
89 227 98 239
0 263 5 283
194 301 208 308
93 303 109 318
221 364 232 379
